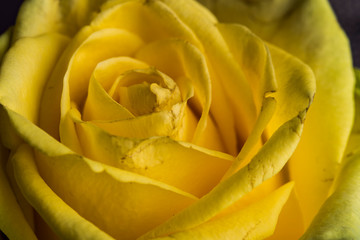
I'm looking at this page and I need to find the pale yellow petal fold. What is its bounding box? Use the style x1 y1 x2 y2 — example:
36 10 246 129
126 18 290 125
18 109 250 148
151 182 293 240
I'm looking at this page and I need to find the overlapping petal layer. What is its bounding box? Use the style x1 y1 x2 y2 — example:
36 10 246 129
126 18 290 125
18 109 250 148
0 0 318 239
197 0 355 226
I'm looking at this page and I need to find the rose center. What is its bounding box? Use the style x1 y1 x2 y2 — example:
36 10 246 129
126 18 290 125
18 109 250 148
108 68 182 117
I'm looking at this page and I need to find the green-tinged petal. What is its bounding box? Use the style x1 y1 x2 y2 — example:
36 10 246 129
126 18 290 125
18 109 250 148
139 111 305 239
223 97 276 178
12 144 114 240
301 68 360 239
266 44 315 132
4 106 197 239
218 25 314 238
300 152 360 239
199 0 355 225
0 28 12 63
216 22 282 176
216 23 277 110
12 0 106 39
0 145 37 240
151 182 293 240
0 33 69 149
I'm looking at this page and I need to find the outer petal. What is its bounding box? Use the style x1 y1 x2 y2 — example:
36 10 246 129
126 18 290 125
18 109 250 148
218 24 315 238
198 0 355 225
12 0 107 39
0 33 69 149
0 145 37 240
12 144 114 240
0 28 12 62
3 106 198 239
151 182 294 240
301 69 360 239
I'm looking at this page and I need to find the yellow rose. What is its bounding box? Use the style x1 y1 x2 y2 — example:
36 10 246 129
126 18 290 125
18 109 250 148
0 0 351 239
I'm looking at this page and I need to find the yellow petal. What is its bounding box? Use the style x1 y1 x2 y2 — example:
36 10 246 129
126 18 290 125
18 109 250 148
61 27 144 111
301 69 360 239
12 0 106 39
83 57 148 121
300 152 360 239
216 23 277 110
83 71 135 122
4 106 198 239
12 144 114 240
92 0 202 48
159 0 258 155
59 28 144 149
0 146 37 240
135 39 211 144
151 182 294 240
202 0 355 225
0 33 69 149
139 112 305 239
38 26 93 140
71 109 233 197
218 26 315 238
0 33 69 123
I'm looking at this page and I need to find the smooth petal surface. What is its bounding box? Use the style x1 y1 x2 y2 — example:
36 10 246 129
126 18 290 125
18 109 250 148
0 33 69 150
12 144 114 240
301 69 360 239
198 0 355 225
152 182 294 240
0 28 12 62
12 0 107 39
0 146 37 240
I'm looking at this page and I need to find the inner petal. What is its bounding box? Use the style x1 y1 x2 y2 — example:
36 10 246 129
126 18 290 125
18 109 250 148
110 68 182 117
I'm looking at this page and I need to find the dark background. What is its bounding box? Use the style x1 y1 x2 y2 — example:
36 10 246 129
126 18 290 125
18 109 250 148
0 0 359 67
